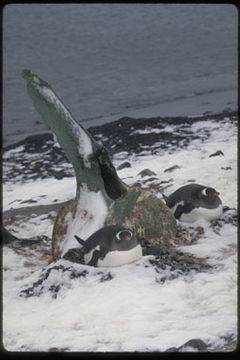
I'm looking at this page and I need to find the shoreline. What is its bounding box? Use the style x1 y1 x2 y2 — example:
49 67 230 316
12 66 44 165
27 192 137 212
3 86 237 148
3 109 237 153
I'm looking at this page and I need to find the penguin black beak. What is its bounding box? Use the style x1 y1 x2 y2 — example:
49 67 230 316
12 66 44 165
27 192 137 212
124 237 131 241
213 192 220 197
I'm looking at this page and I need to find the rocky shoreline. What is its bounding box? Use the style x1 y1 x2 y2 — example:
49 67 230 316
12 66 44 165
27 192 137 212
3 110 237 184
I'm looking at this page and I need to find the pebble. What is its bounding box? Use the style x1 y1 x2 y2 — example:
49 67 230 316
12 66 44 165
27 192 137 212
117 161 131 170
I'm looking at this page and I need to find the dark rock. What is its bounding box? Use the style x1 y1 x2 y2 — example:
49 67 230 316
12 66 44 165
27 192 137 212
2 227 44 246
179 339 208 351
142 177 159 184
48 347 70 352
210 208 237 232
63 248 85 264
164 165 180 173
117 161 131 170
20 199 38 204
98 272 114 282
20 264 89 298
165 346 178 352
140 238 211 275
209 150 224 157
132 182 142 188
20 261 114 298
54 170 67 180
166 338 208 352
138 169 157 177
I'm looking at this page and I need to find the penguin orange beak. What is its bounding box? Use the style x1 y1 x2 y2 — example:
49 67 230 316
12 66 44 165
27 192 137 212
213 192 220 197
124 236 131 241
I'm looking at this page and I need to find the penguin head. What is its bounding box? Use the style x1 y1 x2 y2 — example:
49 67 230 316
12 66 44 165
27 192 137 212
116 229 133 241
200 187 220 201
113 228 138 250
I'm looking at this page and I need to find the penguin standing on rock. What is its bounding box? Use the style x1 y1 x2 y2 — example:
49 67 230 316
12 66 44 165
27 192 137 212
164 184 223 223
74 225 142 267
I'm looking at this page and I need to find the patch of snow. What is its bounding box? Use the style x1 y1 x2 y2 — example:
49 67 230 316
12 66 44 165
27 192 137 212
3 177 76 211
131 125 176 135
60 184 108 255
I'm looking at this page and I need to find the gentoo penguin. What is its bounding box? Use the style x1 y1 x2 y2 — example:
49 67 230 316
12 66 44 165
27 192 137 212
74 225 142 267
164 184 223 222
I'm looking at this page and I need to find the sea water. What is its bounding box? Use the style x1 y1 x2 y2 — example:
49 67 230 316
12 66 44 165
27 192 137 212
3 3 238 146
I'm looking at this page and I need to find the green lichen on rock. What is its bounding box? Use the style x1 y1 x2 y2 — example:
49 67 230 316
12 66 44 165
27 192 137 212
106 187 176 240
22 69 177 261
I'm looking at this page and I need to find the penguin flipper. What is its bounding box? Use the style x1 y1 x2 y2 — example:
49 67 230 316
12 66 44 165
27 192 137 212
174 203 193 219
174 204 185 219
74 235 85 246
87 248 108 267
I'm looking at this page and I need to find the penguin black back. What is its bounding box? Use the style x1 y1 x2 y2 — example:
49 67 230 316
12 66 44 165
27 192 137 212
165 183 222 222
74 225 142 267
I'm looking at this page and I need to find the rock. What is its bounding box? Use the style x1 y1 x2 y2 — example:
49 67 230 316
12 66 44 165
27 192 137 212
138 169 157 177
221 166 232 170
142 177 159 184
48 347 70 352
20 199 38 204
166 338 208 352
117 161 131 170
2 227 44 246
20 262 114 299
164 165 180 173
209 150 224 157
132 182 142 188
63 248 85 264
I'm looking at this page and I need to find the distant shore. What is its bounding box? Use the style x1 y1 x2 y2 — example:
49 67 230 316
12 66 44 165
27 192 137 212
3 109 237 187
3 109 237 153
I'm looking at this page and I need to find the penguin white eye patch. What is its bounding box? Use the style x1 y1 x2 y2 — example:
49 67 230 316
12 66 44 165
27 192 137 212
116 230 133 241
201 188 208 196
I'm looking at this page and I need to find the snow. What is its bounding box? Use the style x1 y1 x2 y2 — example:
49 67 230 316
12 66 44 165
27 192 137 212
2 115 237 352
3 177 76 211
60 184 108 255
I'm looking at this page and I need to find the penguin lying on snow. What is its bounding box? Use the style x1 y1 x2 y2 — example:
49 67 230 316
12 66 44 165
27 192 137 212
74 225 142 267
164 183 223 223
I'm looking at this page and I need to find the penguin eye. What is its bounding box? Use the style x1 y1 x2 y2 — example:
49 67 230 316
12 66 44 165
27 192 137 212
116 230 132 241
201 188 208 197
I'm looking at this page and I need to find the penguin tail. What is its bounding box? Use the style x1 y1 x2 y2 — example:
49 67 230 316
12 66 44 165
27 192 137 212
74 235 85 246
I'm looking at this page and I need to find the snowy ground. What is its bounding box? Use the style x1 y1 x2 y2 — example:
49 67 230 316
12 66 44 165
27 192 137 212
2 113 237 352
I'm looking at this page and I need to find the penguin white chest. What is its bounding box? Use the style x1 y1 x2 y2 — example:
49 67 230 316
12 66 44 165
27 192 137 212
97 244 142 267
180 204 223 222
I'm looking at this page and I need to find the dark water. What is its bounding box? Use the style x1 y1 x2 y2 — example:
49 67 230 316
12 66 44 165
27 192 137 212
3 4 238 146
